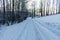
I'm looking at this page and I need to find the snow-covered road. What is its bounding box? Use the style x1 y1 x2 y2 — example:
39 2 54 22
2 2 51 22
0 14 60 40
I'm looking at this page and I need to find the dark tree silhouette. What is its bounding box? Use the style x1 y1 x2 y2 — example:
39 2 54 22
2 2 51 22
3 0 5 24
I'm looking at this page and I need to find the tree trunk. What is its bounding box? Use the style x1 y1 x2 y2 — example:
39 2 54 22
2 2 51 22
41 0 43 16
11 0 15 25
3 0 5 24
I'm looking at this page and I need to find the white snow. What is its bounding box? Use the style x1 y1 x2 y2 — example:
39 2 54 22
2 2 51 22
0 14 60 40
34 14 60 37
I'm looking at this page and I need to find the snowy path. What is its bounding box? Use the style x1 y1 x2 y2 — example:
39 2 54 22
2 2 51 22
0 18 30 40
1 14 60 40
33 19 60 40
34 19 60 36
34 14 60 37
0 17 60 40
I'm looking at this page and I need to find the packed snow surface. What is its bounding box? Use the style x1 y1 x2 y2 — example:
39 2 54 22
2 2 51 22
0 14 60 40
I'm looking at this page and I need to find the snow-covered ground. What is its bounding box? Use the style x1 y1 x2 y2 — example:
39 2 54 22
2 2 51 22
0 14 60 40
34 14 60 37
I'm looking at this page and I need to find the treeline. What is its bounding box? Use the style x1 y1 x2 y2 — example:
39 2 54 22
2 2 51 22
31 0 59 17
0 0 29 26
0 0 60 26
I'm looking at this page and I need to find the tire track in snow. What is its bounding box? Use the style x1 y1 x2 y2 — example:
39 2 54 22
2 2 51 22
25 20 37 40
34 19 57 31
17 19 37 40
32 19 60 40
32 20 46 40
16 18 32 40
34 19 60 37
